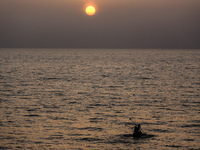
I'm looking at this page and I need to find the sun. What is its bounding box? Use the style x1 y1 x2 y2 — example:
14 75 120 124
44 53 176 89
85 6 96 16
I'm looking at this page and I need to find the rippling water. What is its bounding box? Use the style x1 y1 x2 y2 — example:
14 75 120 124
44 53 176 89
0 49 200 149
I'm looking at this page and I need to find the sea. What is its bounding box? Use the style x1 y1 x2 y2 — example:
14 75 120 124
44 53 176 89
0 49 199 150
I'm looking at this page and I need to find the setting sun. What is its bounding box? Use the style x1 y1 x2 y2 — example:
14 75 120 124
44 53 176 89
85 6 96 16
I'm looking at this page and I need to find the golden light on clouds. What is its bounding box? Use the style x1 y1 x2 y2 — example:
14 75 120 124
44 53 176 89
85 6 96 16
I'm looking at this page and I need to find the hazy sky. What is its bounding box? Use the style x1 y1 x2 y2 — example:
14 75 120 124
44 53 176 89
0 0 200 49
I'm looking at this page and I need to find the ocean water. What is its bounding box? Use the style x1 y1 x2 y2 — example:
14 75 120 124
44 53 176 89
0 49 199 149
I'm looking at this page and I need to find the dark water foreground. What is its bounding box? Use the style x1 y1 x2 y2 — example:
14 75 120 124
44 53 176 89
0 49 200 149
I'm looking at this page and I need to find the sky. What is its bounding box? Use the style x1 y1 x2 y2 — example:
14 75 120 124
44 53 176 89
0 0 200 49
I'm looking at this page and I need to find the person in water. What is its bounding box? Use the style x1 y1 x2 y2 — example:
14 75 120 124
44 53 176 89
133 124 142 137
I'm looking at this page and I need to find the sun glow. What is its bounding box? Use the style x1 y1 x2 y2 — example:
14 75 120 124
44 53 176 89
85 6 96 16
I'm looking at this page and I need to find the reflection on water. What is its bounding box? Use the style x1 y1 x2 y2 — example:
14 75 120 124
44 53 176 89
0 49 199 149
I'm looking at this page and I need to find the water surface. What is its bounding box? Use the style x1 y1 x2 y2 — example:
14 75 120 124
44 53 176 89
0 49 200 149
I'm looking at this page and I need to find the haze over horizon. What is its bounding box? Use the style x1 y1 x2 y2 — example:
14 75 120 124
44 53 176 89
0 0 200 49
